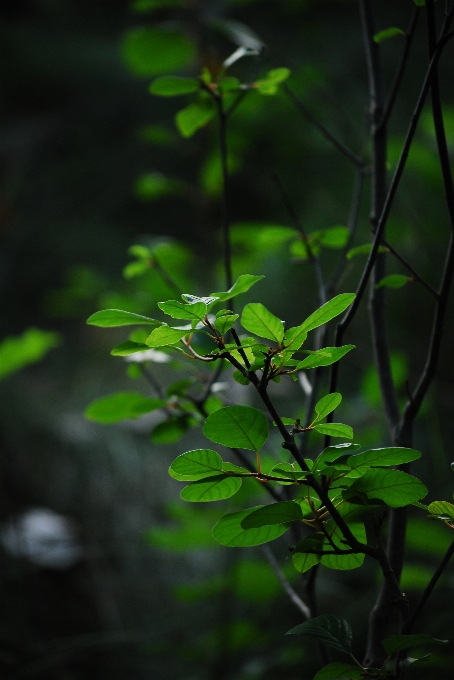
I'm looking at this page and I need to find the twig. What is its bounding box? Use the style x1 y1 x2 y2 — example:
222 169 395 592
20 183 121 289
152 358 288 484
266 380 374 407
284 85 365 168
382 238 438 299
261 544 311 619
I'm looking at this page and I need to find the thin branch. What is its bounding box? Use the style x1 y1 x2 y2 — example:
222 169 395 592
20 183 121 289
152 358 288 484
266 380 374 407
284 85 365 168
261 544 311 619
379 7 421 132
402 536 454 636
382 238 439 299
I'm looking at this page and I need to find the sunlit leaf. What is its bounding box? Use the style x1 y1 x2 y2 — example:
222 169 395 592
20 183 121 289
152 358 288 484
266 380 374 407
297 345 355 369
286 615 353 654
314 423 353 439
111 341 151 355
158 299 207 321
212 507 290 547
85 392 164 424
348 447 421 469
181 475 242 502
297 294 355 335
146 326 189 347
314 393 342 421
87 309 160 327
215 313 239 335
203 405 268 451
211 274 265 301
169 449 223 480
427 501 454 520
241 303 284 342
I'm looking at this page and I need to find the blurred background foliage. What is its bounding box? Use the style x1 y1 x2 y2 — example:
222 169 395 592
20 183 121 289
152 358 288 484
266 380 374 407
1 0 454 678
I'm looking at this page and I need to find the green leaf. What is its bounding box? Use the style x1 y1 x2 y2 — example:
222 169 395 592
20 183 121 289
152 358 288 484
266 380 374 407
321 521 366 570
211 274 265 302
134 173 184 202
349 469 428 507
122 28 196 76
313 423 353 439
346 243 389 260
299 294 356 334
427 501 454 520
85 392 164 424
149 76 200 96
413 0 425 5
151 417 189 443
203 405 268 451
158 299 207 321
0 328 60 381
181 475 242 502
169 449 223 481
314 393 342 421
87 309 160 327
382 634 448 656
176 98 215 137
348 447 421 469
232 369 250 385
313 225 350 249
212 507 290 547
297 345 355 369
292 548 321 574
241 303 284 343
286 615 353 655
241 501 303 528
215 313 239 335
374 27 405 43
313 662 364 680
146 326 189 348
313 443 361 473
375 274 411 289
111 341 151 356
255 67 291 95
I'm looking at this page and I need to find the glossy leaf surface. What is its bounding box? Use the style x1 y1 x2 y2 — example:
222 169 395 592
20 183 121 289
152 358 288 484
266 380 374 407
203 405 268 451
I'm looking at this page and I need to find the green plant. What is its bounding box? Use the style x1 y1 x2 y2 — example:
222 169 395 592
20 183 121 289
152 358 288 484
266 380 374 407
86 0 454 677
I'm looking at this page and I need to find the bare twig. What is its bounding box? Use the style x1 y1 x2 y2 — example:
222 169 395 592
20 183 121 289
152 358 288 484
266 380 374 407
382 238 438 299
261 544 311 619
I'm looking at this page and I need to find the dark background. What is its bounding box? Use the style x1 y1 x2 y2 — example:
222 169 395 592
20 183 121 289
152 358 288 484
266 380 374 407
1 1 454 678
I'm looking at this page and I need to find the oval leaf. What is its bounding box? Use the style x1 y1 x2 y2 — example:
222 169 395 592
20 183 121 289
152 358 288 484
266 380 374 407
111 341 151 356
346 243 389 260
169 449 223 481
87 309 160 327
314 423 353 439
314 392 342 421
212 507 290 547
348 447 421 470
85 392 164 424
375 274 411 289
158 300 207 321
211 274 265 302
297 345 355 369
349 469 428 507
241 303 284 343
146 326 189 348
313 662 364 680
374 27 405 43
150 76 199 96
203 405 268 451
298 293 356 335
181 475 242 502
427 501 454 520
176 99 215 138
122 28 196 77
286 615 353 654
241 501 303 529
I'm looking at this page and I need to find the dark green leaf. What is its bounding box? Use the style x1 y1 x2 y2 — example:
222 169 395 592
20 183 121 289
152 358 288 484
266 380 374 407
375 274 411 289
176 98 215 137
87 309 160 327
151 417 189 443
297 345 355 369
240 501 303 528
150 76 200 96
313 662 364 680
241 303 284 343
169 449 223 480
286 615 353 654
313 423 353 439
85 392 164 424
349 469 428 507
122 28 196 76
181 475 242 502
348 447 421 469
427 501 454 519
313 444 361 473
212 507 290 547
382 634 448 656
203 405 268 451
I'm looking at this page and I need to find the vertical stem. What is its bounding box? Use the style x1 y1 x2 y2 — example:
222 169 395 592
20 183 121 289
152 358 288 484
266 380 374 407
217 100 233 293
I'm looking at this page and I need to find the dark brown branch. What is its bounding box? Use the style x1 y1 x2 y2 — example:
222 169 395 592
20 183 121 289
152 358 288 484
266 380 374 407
382 238 438 299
